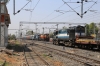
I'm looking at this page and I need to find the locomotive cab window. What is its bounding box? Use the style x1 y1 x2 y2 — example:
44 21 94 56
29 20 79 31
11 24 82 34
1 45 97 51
67 29 69 35
59 29 67 34
53 31 58 35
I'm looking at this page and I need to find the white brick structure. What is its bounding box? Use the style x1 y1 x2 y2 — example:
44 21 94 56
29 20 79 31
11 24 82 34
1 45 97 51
0 2 11 47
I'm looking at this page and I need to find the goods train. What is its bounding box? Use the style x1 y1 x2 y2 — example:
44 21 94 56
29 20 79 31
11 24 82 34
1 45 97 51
22 34 49 41
38 34 49 41
53 25 100 50
22 35 35 40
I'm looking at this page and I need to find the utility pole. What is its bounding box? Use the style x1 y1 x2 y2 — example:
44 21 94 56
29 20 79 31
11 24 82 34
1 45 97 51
49 29 50 33
43 27 44 34
94 23 95 34
35 24 37 34
15 31 17 38
13 0 15 15
81 0 83 18
0 0 1 45
4 0 6 46
55 24 58 30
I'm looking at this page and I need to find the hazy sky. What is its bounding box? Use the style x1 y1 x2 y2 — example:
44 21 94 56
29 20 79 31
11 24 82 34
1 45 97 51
7 0 100 35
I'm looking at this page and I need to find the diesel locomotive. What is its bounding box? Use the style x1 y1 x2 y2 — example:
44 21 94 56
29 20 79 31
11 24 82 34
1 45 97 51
53 25 100 50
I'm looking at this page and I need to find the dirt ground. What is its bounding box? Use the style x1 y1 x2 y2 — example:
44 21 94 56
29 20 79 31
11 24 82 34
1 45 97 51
0 52 24 66
0 40 25 66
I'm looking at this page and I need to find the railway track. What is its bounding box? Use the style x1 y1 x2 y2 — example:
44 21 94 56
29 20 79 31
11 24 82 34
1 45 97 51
24 45 50 66
32 43 100 66
23 41 50 66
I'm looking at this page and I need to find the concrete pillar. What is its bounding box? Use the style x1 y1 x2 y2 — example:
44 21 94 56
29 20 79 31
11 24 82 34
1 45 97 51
0 23 8 47
0 23 5 47
4 24 8 46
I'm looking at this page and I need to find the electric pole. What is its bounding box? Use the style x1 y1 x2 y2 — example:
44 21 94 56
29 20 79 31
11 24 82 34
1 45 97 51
13 0 15 15
0 0 1 45
43 27 44 34
81 0 83 18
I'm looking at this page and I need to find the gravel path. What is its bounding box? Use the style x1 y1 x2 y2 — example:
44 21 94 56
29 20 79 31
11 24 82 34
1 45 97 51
32 44 84 66
34 40 100 61
23 40 100 66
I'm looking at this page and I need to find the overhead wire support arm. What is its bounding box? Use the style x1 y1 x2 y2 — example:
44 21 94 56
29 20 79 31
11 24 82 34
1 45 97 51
13 0 15 15
81 0 84 18
83 1 98 15
62 0 81 17
14 0 31 15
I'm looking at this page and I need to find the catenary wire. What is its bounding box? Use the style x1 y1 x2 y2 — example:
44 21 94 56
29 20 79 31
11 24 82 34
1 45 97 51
40 3 65 21
46 2 88 22
32 0 41 11
57 0 99 22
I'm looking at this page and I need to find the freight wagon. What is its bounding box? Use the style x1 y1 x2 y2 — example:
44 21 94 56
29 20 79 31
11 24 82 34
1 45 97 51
53 25 100 50
22 35 35 40
39 34 49 41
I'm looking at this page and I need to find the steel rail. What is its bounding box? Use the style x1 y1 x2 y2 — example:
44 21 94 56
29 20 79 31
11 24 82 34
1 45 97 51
34 43 100 66
23 40 50 66
31 46 50 66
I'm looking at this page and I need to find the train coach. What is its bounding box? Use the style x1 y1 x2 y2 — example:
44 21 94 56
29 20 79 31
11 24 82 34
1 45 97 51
39 34 49 41
53 25 100 50
22 35 35 40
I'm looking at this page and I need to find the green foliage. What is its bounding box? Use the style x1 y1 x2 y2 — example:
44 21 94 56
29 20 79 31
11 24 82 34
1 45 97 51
86 22 98 36
86 24 90 36
8 34 16 40
49 32 53 38
26 30 34 35
63 26 67 29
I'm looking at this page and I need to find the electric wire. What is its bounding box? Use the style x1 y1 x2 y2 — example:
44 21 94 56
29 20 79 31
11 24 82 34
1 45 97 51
57 0 99 22
83 0 98 15
29 0 41 22
62 0 81 17
32 0 41 11
29 0 33 21
42 0 90 22
40 3 65 21
70 12 100 23
28 0 33 28
47 2 88 22
16 1 31 14
70 12 99 22
47 13 64 22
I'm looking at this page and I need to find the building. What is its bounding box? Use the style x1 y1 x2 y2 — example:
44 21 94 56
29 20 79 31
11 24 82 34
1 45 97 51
0 2 11 47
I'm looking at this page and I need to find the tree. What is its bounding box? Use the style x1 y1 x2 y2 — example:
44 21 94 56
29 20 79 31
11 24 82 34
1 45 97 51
49 32 53 38
86 24 90 36
89 22 98 34
26 30 34 35
62 26 67 29
8 34 16 40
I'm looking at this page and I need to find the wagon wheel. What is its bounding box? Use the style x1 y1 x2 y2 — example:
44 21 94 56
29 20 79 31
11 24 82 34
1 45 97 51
55 40 60 45
97 45 100 50
53 40 56 45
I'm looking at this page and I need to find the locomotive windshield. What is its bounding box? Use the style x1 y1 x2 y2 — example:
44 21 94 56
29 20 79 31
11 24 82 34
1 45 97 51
53 30 58 35
59 29 67 34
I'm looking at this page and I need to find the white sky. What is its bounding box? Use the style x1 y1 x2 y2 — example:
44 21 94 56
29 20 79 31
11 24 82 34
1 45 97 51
7 0 100 35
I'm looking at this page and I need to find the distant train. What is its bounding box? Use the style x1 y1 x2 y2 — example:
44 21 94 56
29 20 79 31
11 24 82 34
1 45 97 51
22 35 35 40
53 25 100 50
22 34 50 41
39 34 49 41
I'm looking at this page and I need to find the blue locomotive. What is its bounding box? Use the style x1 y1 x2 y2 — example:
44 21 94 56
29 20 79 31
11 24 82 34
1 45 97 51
53 25 85 45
